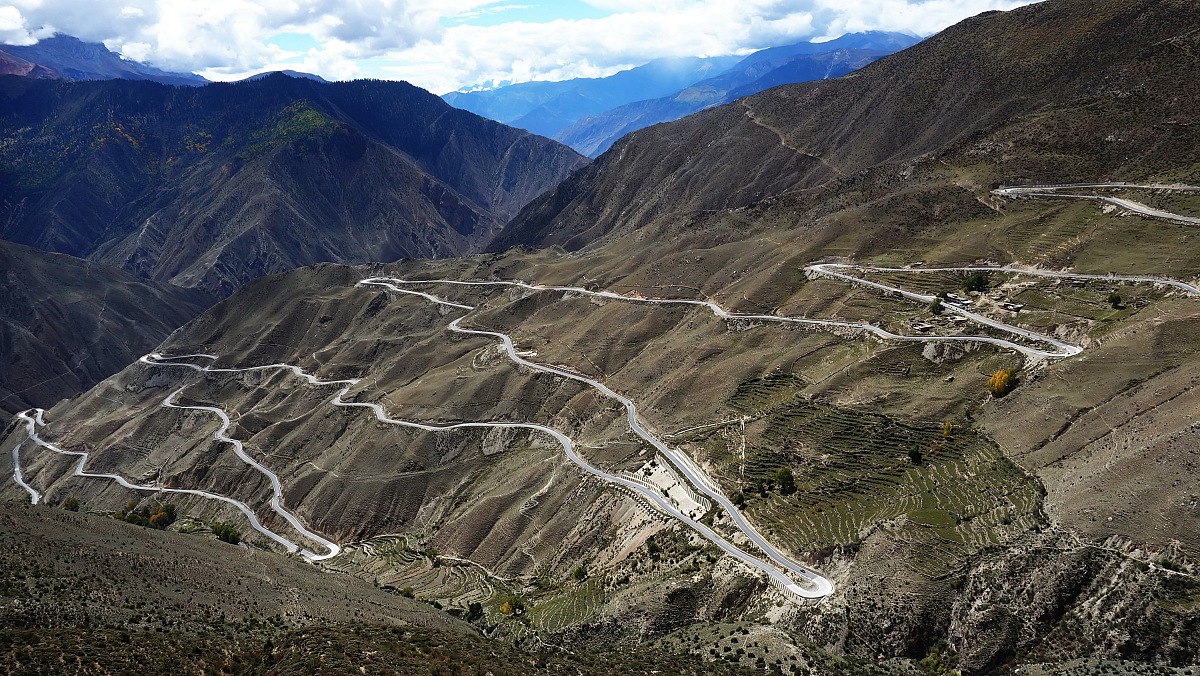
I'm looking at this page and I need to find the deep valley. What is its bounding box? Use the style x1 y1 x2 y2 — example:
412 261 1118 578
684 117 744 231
3 1 1200 674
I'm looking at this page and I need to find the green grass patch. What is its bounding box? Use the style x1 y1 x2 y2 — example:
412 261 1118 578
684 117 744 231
907 508 956 528
238 101 339 159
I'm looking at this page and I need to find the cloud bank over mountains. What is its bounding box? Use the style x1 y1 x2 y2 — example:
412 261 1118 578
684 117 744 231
0 0 1034 92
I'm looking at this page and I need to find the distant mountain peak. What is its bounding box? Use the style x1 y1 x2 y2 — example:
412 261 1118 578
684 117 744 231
525 31 920 157
241 70 330 83
0 33 206 86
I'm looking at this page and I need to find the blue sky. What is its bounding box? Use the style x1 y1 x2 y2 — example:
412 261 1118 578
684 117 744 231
0 0 1038 93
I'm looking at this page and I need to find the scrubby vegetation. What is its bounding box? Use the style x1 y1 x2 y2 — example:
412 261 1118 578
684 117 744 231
0 623 768 675
115 501 176 530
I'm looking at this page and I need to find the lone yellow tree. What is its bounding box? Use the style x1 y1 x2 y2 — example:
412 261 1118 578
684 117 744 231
987 368 1018 397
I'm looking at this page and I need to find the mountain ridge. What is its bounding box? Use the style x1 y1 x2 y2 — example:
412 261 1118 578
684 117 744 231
492 0 1200 252
0 73 586 296
0 34 206 86
444 32 917 156
554 40 912 157
442 54 744 132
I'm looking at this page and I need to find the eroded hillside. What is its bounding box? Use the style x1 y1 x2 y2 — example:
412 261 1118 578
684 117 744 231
0 240 213 421
6 179 1200 668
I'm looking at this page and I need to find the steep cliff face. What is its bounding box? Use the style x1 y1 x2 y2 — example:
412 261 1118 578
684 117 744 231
0 74 586 296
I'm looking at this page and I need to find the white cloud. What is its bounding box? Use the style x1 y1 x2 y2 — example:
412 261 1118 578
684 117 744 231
0 0 1036 92
376 0 1036 93
0 5 38 45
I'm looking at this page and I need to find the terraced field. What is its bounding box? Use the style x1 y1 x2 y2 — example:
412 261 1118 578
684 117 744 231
856 270 1016 297
331 531 612 633
695 373 1044 578
527 578 607 631
332 535 502 609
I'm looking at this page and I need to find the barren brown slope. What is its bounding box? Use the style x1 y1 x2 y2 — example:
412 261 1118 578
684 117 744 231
491 0 1200 251
0 240 212 422
10 237 1199 672
0 504 764 676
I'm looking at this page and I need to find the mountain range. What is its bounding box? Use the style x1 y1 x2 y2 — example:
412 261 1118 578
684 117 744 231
0 72 584 297
0 34 206 86
555 31 921 157
493 0 1200 251
444 32 919 156
442 54 745 137
4 1 1200 674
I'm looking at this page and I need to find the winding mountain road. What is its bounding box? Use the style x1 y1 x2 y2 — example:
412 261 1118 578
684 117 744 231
140 355 354 560
804 263 1199 357
360 273 1083 359
157 381 343 561
350 214 1197 596
995 183 1200 226
355 278 832 597
11 444 40 504
15 407 307 555
810 264 1200 295
11 182 1199 600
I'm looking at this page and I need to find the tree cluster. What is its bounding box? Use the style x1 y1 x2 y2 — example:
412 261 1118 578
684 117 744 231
746 467 798 499
499 595 526 616
116 501 176 529
212 522 240 544
987 368 1019 397
960 272 989 293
